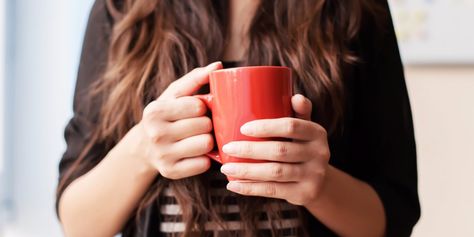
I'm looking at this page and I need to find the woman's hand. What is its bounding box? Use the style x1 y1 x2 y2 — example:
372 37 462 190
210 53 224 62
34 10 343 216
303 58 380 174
138 62 222 179
220 94 330 206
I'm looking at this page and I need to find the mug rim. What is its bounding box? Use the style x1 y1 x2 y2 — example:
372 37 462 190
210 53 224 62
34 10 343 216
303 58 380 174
211 65 290 75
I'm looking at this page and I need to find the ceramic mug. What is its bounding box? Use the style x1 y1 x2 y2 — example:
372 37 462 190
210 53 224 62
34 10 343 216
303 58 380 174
195 66 293 173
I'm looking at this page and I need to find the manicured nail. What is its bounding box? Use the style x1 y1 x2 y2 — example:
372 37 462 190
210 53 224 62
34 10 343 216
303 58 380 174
240 123 254 135
222 143 237 154
227 182 242 192
221 164 238 175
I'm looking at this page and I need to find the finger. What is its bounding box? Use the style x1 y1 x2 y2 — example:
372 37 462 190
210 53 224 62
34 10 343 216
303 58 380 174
160 62 223 99
221 162 304 182
144 96 207 122
226 181 297 201
222 141 307 163
240 117 318 141
292 94 312 121
168 133 214 159
168 116 213 141
163 156 211 179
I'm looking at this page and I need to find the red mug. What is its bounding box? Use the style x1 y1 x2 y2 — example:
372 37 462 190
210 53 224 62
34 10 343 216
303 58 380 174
195 66 293 172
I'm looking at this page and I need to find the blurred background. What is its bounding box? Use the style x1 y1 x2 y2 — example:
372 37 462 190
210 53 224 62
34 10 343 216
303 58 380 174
0 0 473 236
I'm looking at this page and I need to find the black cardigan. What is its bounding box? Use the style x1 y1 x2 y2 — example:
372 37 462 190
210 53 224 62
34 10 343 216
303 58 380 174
58 0 421 236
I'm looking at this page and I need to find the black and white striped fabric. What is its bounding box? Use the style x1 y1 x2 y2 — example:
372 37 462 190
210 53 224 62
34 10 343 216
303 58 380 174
158 170 302 237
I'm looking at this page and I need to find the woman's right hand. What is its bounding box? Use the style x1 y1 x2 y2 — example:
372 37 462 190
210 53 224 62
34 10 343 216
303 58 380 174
138 62 222 180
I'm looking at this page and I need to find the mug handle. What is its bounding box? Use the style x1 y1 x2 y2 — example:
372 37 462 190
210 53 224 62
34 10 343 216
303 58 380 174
194 94 222 164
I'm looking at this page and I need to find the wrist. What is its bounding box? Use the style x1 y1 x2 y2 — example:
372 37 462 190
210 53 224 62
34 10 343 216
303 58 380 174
304 165 335 210
111 123 159 178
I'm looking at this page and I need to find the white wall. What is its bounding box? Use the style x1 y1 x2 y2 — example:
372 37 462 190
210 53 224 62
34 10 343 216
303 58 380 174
389 1 474 64
0 0 6 233
0 0 5 171
4 0 94 236
406 66 474 237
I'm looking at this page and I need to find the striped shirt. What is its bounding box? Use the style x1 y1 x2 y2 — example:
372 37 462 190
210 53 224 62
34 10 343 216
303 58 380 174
159 170 303 236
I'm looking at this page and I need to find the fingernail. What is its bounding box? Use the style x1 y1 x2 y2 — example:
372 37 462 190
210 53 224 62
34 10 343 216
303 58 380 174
240 123 254 135
221 164 238 175
222 143 237 154
227 182 242 192
207 61 222 69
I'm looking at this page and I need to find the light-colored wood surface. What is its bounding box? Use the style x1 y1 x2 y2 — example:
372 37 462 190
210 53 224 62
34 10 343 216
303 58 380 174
405 66 474 237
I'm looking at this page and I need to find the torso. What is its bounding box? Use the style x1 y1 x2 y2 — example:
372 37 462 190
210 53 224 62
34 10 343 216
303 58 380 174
222 0 261 61
159 167 303 237
159 61 303 236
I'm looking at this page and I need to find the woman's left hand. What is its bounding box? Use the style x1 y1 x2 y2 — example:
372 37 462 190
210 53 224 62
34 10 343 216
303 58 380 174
221 94 331 206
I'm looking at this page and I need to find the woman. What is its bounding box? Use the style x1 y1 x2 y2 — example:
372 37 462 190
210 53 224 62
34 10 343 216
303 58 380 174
56 0 420 236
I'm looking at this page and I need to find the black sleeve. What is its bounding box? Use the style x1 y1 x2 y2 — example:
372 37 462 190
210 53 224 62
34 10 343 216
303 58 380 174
344 1 421 236
57 0 112 204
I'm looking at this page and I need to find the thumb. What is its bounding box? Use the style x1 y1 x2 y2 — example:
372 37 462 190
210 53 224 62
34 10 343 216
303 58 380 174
160 61 223 99
292 94 312 121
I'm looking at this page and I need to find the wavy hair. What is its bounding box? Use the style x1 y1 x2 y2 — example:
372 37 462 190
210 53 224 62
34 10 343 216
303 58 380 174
58 0 378 236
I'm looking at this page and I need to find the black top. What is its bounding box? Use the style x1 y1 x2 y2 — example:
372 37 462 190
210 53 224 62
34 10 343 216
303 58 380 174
58 0 420 236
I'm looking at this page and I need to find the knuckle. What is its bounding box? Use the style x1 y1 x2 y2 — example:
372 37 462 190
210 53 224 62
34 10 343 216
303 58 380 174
291 182 319 205
292 194 306 206
182 97 206 115
235 142 248 155
239 142 252 155
319 129 328 140
149 157 162 171
156 149 170 161
197 157 211 170
178 96 192 105
317 164 328 178
171 87 184 98
148 126 166 142
294 196 307 206
314 124 328 138
286 119 299 135
238 166 249 177
317 147 331 160
143 101 164 119
271 164 285 179
202 134 214 152
142 102 155 118
201 117 213 132
159 163 174 179
274 143 288 158
161 162 183 180
320 127 328 137
239 184 251 195
263 183 277 197
194 100 207 115
167 80 180 91
154 158 164 167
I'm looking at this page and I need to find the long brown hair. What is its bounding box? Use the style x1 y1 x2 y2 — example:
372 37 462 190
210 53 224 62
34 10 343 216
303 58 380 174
58 0 377 236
